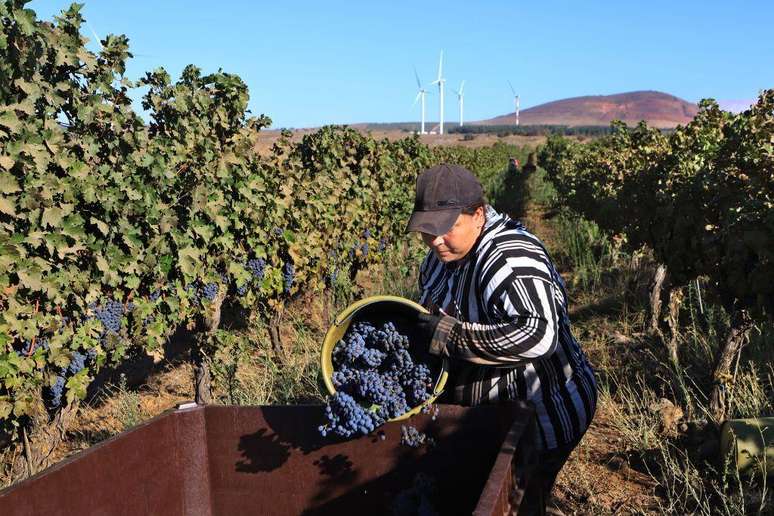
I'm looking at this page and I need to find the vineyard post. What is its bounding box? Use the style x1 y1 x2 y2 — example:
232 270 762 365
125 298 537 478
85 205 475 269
268 308 284 361
709 309 753 423
647 264 668 339
665 287 684 365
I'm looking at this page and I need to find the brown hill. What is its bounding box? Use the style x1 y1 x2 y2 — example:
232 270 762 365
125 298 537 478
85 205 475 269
478 91 698 128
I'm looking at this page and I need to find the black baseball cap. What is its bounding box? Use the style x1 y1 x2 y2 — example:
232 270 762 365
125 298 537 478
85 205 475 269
406 163 485 236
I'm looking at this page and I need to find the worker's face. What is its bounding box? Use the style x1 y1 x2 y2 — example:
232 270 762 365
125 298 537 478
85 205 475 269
421 207 485 263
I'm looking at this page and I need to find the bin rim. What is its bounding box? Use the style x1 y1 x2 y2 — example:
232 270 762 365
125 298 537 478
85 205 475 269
321 295 449 422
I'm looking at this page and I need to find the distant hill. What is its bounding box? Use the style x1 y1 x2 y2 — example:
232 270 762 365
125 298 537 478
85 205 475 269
477 91 699 128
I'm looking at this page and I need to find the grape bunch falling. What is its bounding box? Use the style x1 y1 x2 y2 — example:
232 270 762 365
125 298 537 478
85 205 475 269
319 321 436 439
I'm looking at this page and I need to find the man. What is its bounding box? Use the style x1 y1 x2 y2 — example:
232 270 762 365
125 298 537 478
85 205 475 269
407 163 597 515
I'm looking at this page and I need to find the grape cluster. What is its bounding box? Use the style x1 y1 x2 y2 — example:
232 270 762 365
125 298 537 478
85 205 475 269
378 237 387 253
319 321 437 439
93 300 125 334
18 337 49 356
42 298 133 410
44 350 90 410
87 298 134 350
282 262 295 293
186 279 223 303
47 371 66 409
400 425 434 448
318 392 376 437
235 258 266 296
201 282 219 301
247 258 266 280
68 351 87 375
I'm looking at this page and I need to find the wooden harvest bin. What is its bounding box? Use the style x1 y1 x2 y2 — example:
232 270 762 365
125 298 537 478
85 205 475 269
0 403 535 515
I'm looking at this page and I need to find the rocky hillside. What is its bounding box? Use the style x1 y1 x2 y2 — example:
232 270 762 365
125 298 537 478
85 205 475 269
478 91 699 128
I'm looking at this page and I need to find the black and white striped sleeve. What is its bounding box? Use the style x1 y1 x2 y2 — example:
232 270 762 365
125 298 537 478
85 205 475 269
431 261 560 366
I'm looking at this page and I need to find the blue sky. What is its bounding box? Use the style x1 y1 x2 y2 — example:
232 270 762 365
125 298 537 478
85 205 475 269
28 0 774 128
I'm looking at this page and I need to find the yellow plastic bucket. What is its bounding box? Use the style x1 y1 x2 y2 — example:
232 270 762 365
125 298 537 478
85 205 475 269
321 295 449 422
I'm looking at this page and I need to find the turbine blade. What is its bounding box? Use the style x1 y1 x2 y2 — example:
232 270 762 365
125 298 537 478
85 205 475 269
437 50 443 80
508 80 515 96
414 67 422 89
413 91 422 106
460 80 465 94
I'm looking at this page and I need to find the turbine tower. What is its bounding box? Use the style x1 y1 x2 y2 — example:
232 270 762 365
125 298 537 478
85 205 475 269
413 68 429 134
508 81 520 126
430 51 445 134
453 81 465 127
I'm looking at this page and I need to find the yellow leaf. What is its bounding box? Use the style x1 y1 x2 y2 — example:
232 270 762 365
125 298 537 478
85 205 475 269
0 156 14 171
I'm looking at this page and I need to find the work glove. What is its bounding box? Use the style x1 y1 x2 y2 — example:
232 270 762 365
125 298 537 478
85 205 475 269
410 311 458 357
413 312 442 349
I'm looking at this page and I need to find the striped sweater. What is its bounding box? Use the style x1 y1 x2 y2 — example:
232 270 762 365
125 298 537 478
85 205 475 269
419 205 597 450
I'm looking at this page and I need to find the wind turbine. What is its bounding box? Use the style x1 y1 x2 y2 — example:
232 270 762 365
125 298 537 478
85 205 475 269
453 81 465 127
508 81 520 126
413 68 429 134
430 51 445 134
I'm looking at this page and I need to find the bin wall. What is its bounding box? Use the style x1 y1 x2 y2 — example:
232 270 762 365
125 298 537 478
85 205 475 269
0 408 211 516
0 403 534 515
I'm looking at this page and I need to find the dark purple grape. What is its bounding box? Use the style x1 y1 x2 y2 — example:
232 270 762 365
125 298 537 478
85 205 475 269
321 320 436 439
282 262 295 293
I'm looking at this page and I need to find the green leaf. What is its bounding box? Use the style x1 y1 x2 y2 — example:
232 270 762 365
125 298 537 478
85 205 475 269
91 217 109 236
0 173 20 194
125 275 140 289
159 255 174 275
0 156 15 171
0 111 21 132
0 196 17 217
13 399 29 417
178 247 201 276
41 207 65 228
0 400 12 419
17 270 43 291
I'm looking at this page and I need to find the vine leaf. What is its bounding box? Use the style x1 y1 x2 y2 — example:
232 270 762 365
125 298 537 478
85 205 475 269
0 173 20 193
178 247 201 276
91 217 109 236
0 196 16 217
41 207 64 228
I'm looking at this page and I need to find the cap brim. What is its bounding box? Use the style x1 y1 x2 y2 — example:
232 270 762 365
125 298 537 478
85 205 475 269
405 208 461 236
